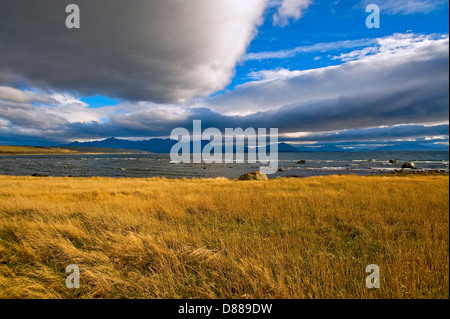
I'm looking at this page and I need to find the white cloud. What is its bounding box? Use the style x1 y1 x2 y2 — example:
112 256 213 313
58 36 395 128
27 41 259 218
244 38 377 61
0 118 9 127
273 0 312 26
202 33 449 119
333 33 448 62
359 0 448 15
0 86 51 105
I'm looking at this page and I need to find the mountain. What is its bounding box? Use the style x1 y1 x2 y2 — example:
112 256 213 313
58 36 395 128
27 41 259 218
65 138 449 154
375 142 449 152
67 138 213 153
295 145 345 152
67 137 176 153
278 142 303 152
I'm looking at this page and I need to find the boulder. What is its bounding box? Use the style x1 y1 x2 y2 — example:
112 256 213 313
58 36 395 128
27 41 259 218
278 168 284 172
238 171 269 181
32 173 44 177
389 159 397 164
297 160 307 165
402 162 416 169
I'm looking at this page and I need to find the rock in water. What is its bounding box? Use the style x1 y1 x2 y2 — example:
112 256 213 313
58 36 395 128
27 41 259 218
402 162 416 169
389 159 398 164
239 171 269 181
32 173 43 177
278 168 284 172
297 160 307 165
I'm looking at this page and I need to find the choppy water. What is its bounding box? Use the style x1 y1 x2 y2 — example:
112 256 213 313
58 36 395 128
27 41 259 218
0 151 448 179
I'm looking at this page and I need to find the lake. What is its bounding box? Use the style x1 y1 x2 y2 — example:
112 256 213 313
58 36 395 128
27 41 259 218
0 151 448 179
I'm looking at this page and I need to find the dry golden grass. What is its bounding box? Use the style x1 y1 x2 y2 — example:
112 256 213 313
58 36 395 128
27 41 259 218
0 145 77 155
0 175 448 299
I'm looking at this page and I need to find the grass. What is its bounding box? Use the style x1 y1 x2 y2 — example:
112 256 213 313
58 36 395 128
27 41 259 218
0 145 149 155
0 174 448 299
0 146 78 155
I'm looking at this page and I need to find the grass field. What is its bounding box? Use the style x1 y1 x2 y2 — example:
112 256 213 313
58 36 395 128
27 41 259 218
0 175 448 299
0 145 149 155
0 146 79 155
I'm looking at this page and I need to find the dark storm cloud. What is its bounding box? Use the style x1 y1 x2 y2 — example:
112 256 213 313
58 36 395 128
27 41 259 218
0 0 266 103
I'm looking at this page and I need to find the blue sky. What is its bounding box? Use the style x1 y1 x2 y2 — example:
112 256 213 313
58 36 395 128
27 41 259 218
228 0 449 89
0 0 449 150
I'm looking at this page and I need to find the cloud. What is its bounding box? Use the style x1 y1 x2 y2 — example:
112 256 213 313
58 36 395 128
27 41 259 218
279 125 450 143
244 38 378 61
333 33 446 62
273 0 312 26
0 86 51 105
359 0 448 15
0 33 448 146
204 34 449 119
0 0 266 103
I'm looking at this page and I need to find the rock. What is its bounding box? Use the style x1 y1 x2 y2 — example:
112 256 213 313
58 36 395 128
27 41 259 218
297 160 307 165
402 162 416 169
389 159 397 164
238 171 269 181
278 168 284 172
32 173 43 177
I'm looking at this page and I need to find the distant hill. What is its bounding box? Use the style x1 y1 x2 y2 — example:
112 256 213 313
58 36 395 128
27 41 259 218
374 142 449 152
295 145 345 152
67 137 214 153
67 138 176 153
253 142 302 153
66 138 303 154
0 145 150 155
64 137 449 153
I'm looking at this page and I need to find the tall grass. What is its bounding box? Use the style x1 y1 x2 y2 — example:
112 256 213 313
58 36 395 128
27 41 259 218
0 175 448 299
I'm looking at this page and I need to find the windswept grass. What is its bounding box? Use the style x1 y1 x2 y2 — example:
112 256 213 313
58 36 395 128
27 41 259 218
0 175 448 299
0 146 78 155
0 145 149 155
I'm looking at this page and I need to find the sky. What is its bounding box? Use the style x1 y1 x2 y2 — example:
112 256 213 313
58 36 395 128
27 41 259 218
0 0 449 150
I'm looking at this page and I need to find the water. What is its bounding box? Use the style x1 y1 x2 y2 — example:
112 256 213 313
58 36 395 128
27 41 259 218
0 151 448 179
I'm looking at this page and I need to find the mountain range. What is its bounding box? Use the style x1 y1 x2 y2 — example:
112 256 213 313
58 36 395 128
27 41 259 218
65 137 449 153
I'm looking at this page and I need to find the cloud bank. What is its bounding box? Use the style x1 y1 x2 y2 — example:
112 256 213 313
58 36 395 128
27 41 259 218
0 33 448 145
0 0 266 103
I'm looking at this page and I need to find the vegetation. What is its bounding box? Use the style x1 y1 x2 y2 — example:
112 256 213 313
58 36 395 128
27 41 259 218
0 145 149 155
0 175 448 299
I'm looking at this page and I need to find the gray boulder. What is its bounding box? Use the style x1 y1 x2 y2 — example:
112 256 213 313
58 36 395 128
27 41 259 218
239 171 269 181
402 162 416 169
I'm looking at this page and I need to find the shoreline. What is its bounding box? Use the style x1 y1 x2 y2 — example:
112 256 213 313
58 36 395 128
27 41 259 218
0 152 145 156
0 170 448 180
